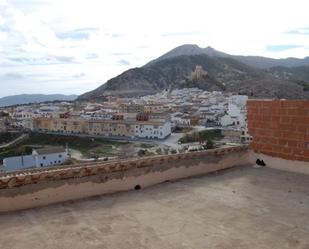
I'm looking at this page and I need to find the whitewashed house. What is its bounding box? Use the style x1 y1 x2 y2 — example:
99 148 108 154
3 147 69 172
135 121 171 139
220 95 248 128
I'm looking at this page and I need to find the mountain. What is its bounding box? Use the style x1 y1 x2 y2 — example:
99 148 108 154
149 44 309 69
268 66 309 82
147 44 229 66
78 45 309 100
0 94 78 107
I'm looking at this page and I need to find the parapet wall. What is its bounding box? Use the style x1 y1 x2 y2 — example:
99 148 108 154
0 146 251 212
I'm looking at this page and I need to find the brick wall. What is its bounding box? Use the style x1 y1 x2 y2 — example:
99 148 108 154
247 99 309 162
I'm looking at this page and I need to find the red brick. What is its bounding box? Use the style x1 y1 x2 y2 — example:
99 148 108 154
247 100 259 107
280 131 303 140
296 141 306 149
291 116 304 124
257 129 273 137
297 125 308 133
269 138 279 145
302 117 309 124
270 122 280 129
264 151 278 157
262 101 273 108
261 144 273 152
278 109 288 116
272 130 281 138
280 147 292 154
271 108 280 115
282 100 304 108
259 108 272 116
248 100 309 162
279 124 295 132
247 108 259 115
280 116 291 124
297 109 309 116
304 101 309 108
261 115 271 122
295 156 309 162
271 100 283 108
287 108 300 116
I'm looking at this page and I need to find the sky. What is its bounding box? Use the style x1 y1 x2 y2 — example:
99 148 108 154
0 0 309 98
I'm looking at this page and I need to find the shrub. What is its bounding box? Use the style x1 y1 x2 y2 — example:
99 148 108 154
137 149 147 157
206 139 214 149
155 148 162 154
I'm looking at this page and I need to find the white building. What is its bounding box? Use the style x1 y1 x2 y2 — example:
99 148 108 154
220 95 248 128
3 147 69 172
135 121 171 139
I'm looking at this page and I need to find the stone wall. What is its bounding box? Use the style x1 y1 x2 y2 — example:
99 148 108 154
0 146 251 212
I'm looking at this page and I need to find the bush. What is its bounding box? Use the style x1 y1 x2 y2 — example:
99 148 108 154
137 149 147 157
206 139 214 149
179 130 222 144
155 148 162 154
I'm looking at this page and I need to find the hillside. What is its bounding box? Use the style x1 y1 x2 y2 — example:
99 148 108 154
0 94 77 107
78 45 309 100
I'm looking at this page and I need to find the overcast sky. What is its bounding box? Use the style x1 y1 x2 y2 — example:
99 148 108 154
0 0 308 97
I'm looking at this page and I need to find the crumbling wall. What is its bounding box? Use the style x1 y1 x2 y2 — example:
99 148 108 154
0 146 251 212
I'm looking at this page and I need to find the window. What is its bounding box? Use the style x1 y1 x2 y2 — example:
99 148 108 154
40 163 43 167
58 154 62 158
43 156 46 160
54 161 57 164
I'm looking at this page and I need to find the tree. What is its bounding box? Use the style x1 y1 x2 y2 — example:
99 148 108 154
206 139 214 149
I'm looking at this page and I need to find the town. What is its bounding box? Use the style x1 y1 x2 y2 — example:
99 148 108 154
0 88 251 172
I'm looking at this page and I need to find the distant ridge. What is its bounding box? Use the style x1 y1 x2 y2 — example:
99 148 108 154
0 94 77 107
78 44 309 100
148 44 309 69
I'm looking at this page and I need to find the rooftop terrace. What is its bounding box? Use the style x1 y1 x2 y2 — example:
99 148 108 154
0 165 308 249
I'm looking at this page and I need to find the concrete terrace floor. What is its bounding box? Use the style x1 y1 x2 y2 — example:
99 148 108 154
0 166 309 249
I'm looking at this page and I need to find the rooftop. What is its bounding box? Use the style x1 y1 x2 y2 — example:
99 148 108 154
33 147 66 155
0 165 308 249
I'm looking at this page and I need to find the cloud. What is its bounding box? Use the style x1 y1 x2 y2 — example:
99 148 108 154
161 31 204 37
287 27 309 35
111 52 131 56
266 45 304 52
53 55 77 63
85 53 98 59
118 59 130 66
73 73 86 78
111 33 124 38
2 72 24 79
56 27 98 40
7 55 77 65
